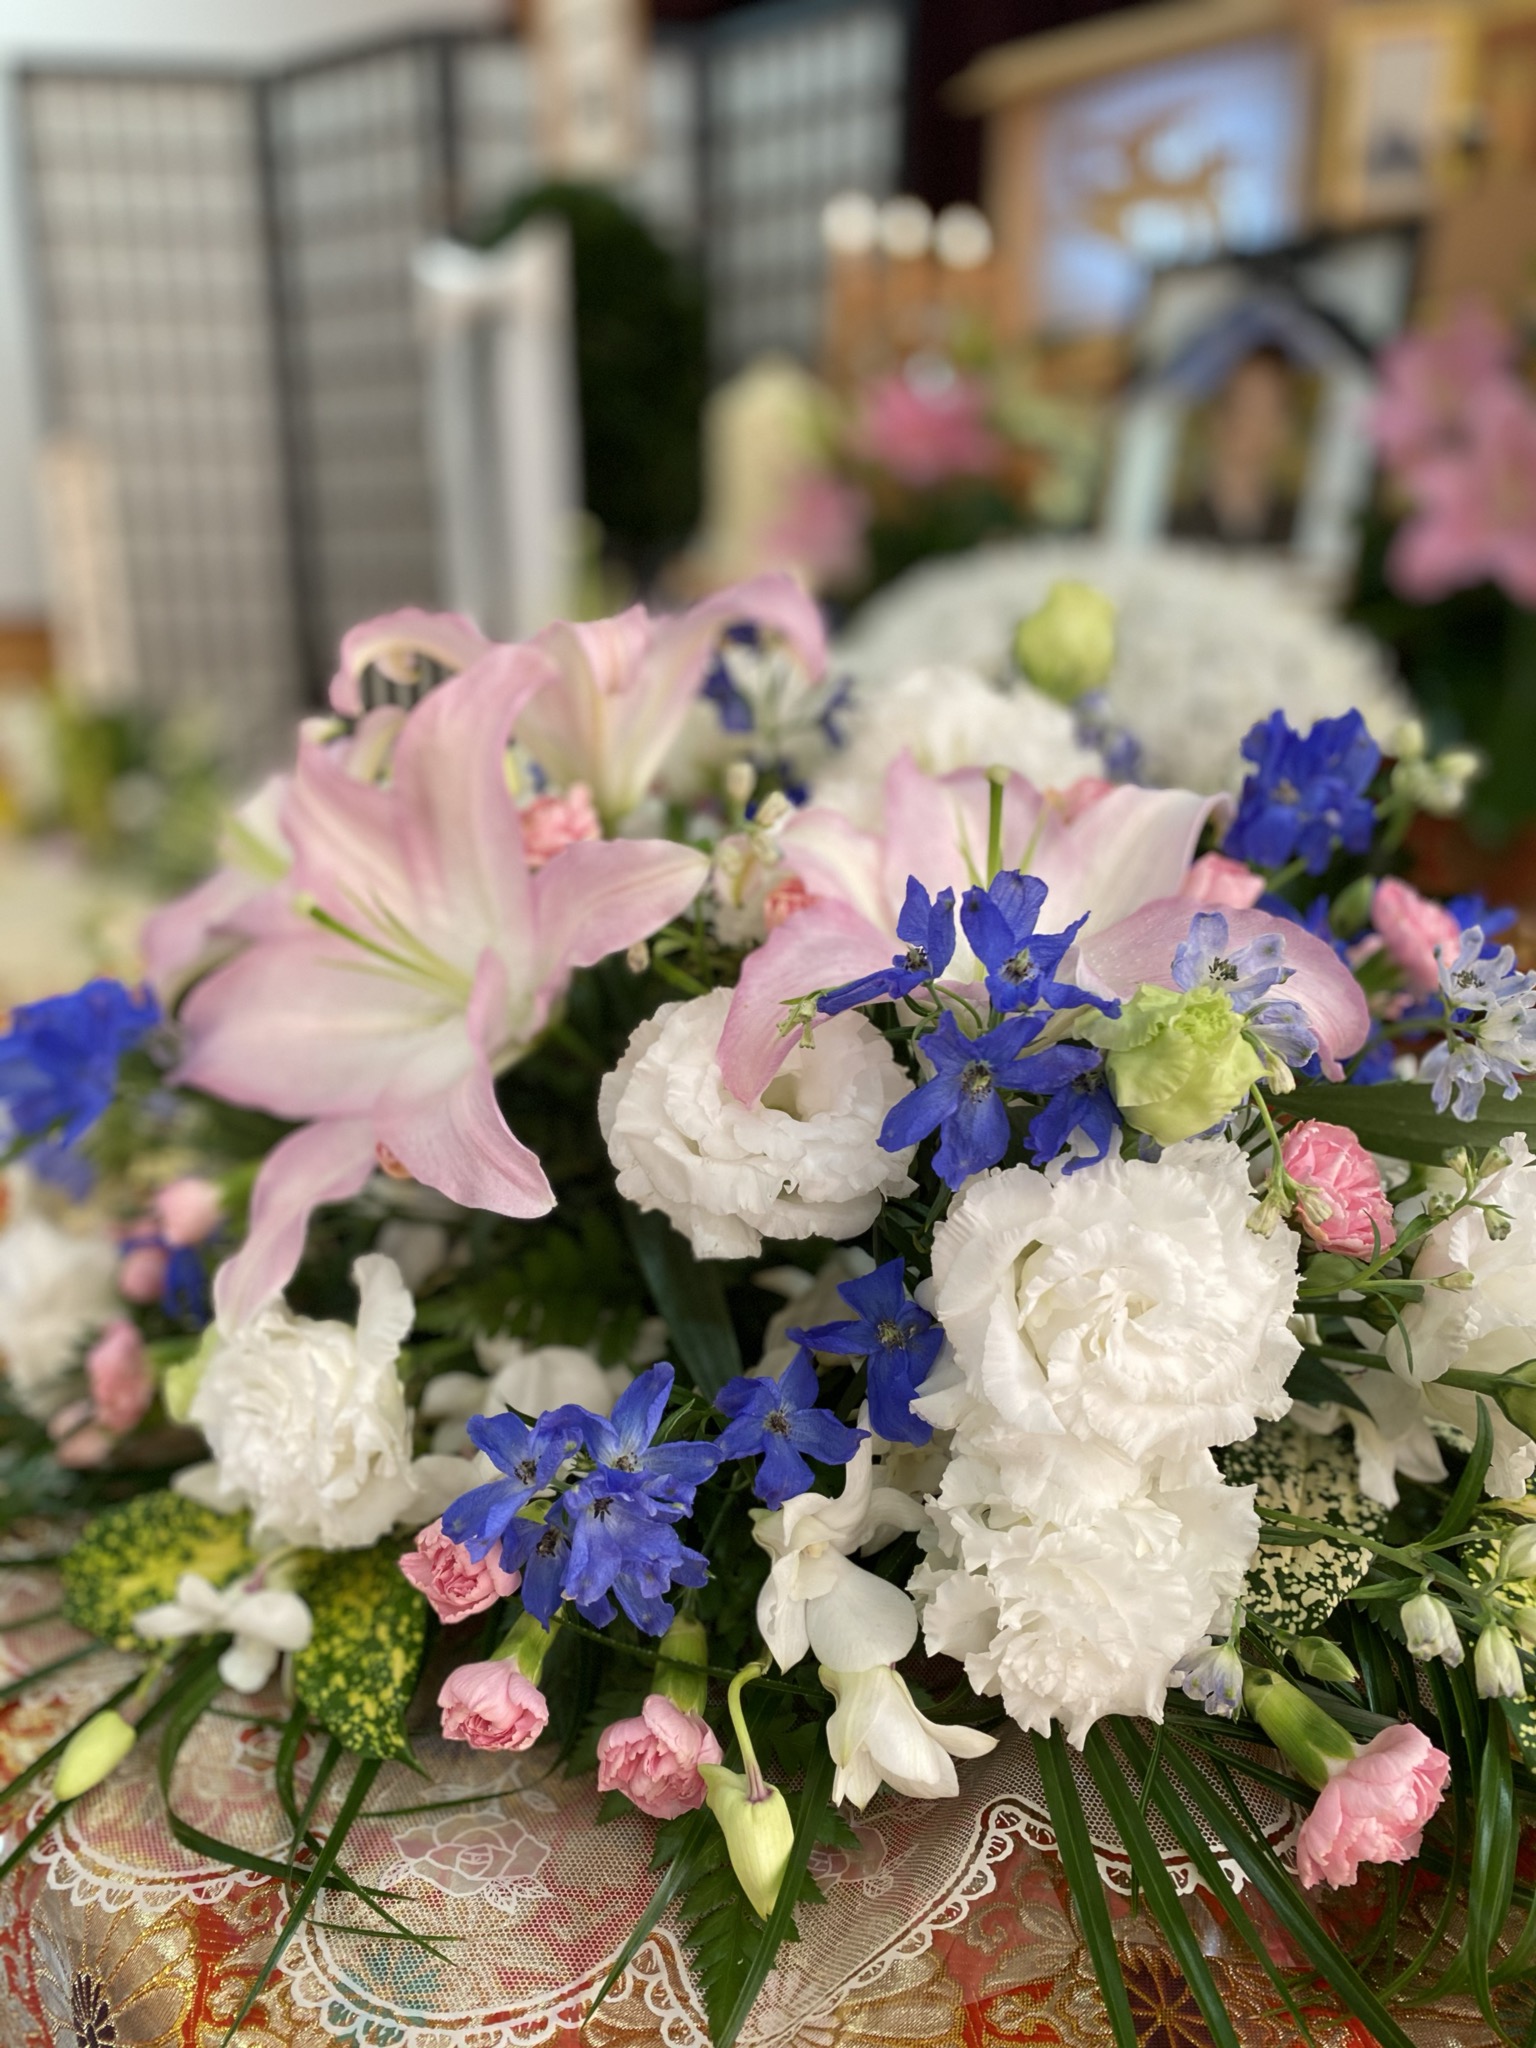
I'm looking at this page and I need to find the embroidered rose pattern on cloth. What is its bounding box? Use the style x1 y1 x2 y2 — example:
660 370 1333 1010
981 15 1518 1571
1 574 1533 2048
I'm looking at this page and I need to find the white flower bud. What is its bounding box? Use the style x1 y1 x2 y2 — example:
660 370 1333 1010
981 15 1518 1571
1475 1624 1525 1700
725 760 757 806
1509 1606 1536 1649
625 941 650 975
1402 1592 1463 1667
54 1709 136 1801
1500 1526 1536 1581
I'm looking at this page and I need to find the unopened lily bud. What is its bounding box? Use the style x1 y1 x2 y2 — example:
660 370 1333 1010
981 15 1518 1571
699 1763 794 1918
1012 581 1116 703
655 1614 710 1717
1500 1527 1536 1581
495 1610 557 1685
1474 1624 1525 1700
725 760 757 806
54 1708 136 1800
625 941 650 975
1401 1592 1463 1666
1290 1636 1359 1684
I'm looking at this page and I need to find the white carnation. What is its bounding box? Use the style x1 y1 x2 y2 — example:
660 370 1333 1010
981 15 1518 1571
914 1463 1258 1745
808 664 1098 828
927 1144 1298 1466
185 1254 421 1549
1387 1133 1536 1494
598 988 914 1260
0 1202 117 1419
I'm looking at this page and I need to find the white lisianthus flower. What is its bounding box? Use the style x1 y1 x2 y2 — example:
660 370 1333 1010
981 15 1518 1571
913 1462 1259 1746
1387 1134 1536 1495
928 1144 1298 1466
0 1197 117 1419
807 664 1098 829
599 988 914 1260
181 1254 423 1550
819 1663 997 1808
134 1570 312 1693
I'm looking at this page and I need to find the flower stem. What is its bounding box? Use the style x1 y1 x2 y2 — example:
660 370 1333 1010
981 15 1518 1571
726 1659 770 1800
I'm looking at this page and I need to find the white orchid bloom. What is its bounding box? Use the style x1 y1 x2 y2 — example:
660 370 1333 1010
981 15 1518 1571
819 1663 998 1808
753 1431 924 1671
134 1571 312 1694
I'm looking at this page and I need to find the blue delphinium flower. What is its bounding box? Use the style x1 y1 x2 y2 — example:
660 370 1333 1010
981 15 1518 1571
0 979 159 1156
1172 909 1318 1069
1026 1057 1121 1171
799 1258 940 1444
715 1349 866 1508
565 1363 719 1508
821 877 956 1015
702 651 755 732
499 1510 574 1625
559 1469 708 1635
817 673 855 749
959 871 1118 1018
440 1409 576 1563
1223 711 1380 875
1422 927 1536 1117
879 1009 1100 1186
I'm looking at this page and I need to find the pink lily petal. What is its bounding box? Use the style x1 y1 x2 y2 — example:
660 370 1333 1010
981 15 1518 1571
1076 898 1369 1079
330 607 492 715
213 1117 378 1326
143 865 280 1002
718 898 893 1103
1036 785 1224 929
377 951 554 1219
284 718 412 920
532 838 709 980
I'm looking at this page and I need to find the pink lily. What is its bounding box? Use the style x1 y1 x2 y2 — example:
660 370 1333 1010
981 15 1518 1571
175 648 707 1324
1074 898 1370 1079
1389 380 1536 608
1370 303 1512 471
329 607 492 717
516 573 826 824
718 753 1223 1101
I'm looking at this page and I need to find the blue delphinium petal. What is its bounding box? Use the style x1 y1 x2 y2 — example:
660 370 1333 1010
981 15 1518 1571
1026 1058 1121 1172
801 1256 939 1444
821 879 956 1014
441 1409 571 1559
0 979 159 1183
1223 711 1380 876
575 1362 719 1508
960 870 1117 1017
715 1349 866 1507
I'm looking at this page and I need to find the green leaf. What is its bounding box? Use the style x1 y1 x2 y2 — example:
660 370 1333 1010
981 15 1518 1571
1222 1421 1387 1631
1422 1396 1495 1548
291 1545 427 1762
1286 1078 1536 1166
623 1204 742 1397
60 1490 254 1650
1464 1702 1516 2029
1031 1726 1138 2048
1286 1353 1370 1417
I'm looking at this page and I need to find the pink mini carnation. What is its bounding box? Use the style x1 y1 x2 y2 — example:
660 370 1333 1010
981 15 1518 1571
399 1519 520 1623
520 786 601 869
1181 852 1265 910
86 1318 154 1433
151 1176 224 1247
1281 1119 1396 1257
438 1661 548 1751
1372 876 1461 996
1296 1724 1450 1890
117 1242 167 1304
596 1694 723 1819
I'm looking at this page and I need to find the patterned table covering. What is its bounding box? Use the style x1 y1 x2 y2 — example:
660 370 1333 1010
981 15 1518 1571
0 1564 1495 2048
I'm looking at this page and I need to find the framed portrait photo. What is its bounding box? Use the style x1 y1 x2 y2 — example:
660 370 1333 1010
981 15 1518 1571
1320 3 1477 223
1102 227 1419 582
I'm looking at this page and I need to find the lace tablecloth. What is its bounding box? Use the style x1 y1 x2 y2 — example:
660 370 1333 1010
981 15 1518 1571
0 1565 1494 2048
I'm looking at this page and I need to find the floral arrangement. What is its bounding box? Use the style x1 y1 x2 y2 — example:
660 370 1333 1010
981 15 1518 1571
5 571 1536 2046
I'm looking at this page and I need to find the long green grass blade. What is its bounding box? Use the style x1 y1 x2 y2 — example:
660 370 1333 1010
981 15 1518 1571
1424 1398 1495 1547
1463 1702 1516 2028
1031 1726 1138 2048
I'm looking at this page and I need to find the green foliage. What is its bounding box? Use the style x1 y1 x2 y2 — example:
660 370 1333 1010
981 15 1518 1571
623 1206 742 1396
60 1491 254 1650
292 1546 428 1762
1286 1078 1536 1167
413 1207 646 1366
1223 1421 1387 1630
475 183 705 563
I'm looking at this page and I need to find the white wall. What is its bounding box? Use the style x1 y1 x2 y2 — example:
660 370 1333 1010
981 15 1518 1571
0 0 501 615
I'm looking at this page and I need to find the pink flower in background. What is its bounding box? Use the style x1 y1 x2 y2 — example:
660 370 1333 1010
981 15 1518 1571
761 472 870 591
1372 877 1461 996
1371 303 1513 469
1181 852 1265 910
517 575 826 825
438 1662 549 1752
86 1318 153 1433
329 607 491 718
1389 380 1536 607
400 1520 520 1623
519 785 600 869
1280 1120 1397 1257
852 370 1004 489
48 1402 113 1469
1296 1724 1449 1890
174 654 708 1326
117 1243 167 1305
152 1176 224 1248
596 1695 723 1819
